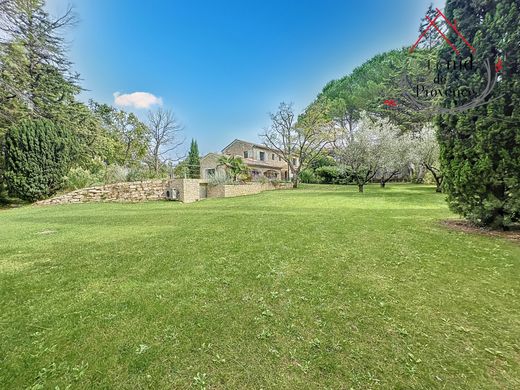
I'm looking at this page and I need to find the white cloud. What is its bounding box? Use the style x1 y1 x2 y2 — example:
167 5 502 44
113 92 163 109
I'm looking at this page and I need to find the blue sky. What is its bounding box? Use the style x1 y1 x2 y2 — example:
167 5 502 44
46 0 443 156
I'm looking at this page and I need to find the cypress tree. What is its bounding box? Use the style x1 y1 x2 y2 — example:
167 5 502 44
4 119 73 201
436 0 520 229
187 139 200 178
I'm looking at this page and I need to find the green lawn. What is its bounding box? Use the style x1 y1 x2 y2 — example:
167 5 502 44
1 184 519 389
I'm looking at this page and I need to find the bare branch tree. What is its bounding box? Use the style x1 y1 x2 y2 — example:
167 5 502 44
260 102 332 188
147 108 184 173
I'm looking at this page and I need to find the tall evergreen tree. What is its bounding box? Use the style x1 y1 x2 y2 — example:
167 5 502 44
4 119 73 201
0 0 80 125
436 0 520 229
187 139 200 178
0 0 82 197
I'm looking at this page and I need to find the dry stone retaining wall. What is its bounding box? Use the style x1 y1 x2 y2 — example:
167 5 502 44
36 180 170 205
36 179 292 206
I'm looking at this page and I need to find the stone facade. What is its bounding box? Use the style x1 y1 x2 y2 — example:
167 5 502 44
168 178 203 203
35 179 290 206
200 153 226 179
200 139 299 180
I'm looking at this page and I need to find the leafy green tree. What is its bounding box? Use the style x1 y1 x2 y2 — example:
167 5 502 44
436 0 520 229
187 139 200 178
173 159 190 178
314 47 435 137
89 102 148 167
315 166 341 184
0 0 84 197
308 152 336 171
217 155 249 182
4 119 72 201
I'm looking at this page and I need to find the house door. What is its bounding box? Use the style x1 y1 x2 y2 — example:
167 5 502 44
199 183 208 199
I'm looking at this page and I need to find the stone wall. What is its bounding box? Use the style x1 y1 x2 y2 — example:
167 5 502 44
36 179 292 206
168 178 203 203
207 181 291 199
36 180 170 205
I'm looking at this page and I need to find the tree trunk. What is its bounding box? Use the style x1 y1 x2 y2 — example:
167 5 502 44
154 157 159 174
380 180 386 188
435 184 442 193
291 168 299 188
358 184 364 192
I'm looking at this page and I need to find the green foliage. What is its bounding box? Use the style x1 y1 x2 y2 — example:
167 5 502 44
187 139 200 178
126 165 166 182
298 169 317 184
316 48 433 133
315 165 341 184
436 0 520 228
173 159 190 178
4 119 72 201
0 0 81 128
65 167 101 190
217 155 250 182
308 153 336 170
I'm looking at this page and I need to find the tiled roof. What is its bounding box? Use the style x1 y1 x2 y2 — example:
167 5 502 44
221 139 278 153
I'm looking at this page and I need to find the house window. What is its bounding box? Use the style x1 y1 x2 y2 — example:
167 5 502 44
206 168 215 177
278 156 282 161
259 151 265 161
292 158 297 165
244 151 249 158
271 153 275 160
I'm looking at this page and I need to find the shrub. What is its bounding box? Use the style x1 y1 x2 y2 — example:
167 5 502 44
4 119 72 201
104 164 129 184
315 166 341 184
126 165 166 182
270 179 282 187
299 169 317 183
207 170 233 186
65 167 100 190
253 175 269 184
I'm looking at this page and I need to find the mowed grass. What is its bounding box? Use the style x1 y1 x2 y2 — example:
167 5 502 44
1 184 519 389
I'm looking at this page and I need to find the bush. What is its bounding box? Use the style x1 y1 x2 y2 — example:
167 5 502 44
4 119 72 201
126 165 165 182
104 164 129 184
315 166 341 184
299 169 317 183
253 175 269 184
207 170 233 186
65 167 100 190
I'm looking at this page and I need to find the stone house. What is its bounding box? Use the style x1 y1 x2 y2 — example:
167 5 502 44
200 139 299 180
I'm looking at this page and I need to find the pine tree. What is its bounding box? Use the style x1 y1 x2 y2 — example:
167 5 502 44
436 0 520 229
187 139 200 178
0 0 80 125
417 4 447 50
